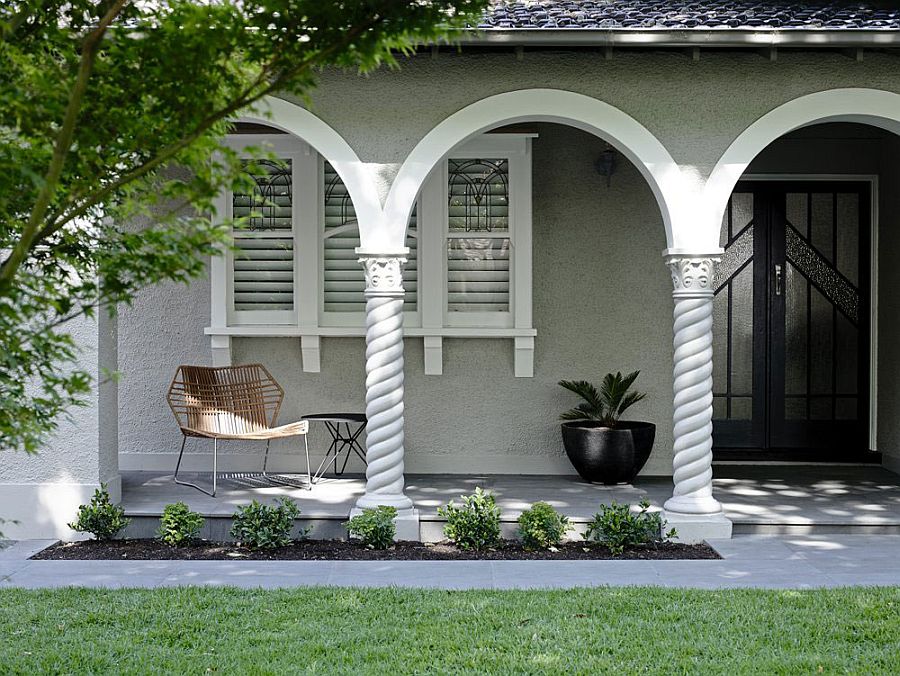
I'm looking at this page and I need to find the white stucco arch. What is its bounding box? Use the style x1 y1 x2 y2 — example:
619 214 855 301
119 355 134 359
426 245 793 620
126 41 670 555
378 88 691 251
703 88 900 249
241 96 383 232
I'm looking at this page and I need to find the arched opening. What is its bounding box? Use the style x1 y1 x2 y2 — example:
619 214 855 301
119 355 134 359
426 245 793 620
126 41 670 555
239 96 383 234
397 119 675 476
380 89 690 252
707 109 900 472
696 88 900 527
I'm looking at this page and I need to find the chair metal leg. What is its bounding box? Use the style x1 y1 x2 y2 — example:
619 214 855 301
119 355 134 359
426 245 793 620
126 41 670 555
173 435 218 497
262 439 272 479
304 433 312 490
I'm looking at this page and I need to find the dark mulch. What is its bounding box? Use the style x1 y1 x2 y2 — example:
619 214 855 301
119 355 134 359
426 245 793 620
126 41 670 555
32 539 719 561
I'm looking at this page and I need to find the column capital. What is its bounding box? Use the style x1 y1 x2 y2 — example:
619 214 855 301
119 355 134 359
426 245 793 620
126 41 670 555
358 255 407 298
665 254 721 299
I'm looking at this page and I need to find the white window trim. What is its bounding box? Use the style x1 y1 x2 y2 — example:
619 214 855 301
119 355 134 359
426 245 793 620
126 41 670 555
210 134 315 328
209 132 536 377
417 133 536 374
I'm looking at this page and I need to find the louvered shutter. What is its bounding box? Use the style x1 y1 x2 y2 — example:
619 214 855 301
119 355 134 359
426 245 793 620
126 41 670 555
232 159 295 313
322 161 417 314
446 158 510 313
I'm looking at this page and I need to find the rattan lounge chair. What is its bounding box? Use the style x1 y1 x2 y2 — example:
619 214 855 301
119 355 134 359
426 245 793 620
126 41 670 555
166 364 310 496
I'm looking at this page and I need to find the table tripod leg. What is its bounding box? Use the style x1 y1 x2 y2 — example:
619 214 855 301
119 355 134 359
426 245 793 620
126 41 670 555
303 433 312 490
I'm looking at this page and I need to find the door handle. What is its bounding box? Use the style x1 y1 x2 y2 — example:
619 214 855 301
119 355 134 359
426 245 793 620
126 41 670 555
774 264 783 296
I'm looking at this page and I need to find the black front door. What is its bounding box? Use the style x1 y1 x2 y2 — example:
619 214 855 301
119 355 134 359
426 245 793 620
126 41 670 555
712 181 870 460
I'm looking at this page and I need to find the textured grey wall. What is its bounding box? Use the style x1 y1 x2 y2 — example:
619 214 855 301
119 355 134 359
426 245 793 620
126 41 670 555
0 313 101 484
117 123 675 475
111 51 900 477
300 50 900 178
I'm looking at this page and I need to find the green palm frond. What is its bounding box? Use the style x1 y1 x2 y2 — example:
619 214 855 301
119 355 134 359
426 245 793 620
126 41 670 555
617 389 647 417
560 402 602 421
558 380 604 419
559 371 646 427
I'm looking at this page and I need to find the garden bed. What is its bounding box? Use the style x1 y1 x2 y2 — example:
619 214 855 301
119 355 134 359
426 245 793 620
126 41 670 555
32 539 718 561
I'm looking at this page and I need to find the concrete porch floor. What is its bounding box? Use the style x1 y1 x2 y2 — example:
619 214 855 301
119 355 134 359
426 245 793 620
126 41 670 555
120 464 900 538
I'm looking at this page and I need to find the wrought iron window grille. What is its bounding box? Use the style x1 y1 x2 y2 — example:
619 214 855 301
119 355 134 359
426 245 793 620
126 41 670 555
237 160 293 232
448 158 509 233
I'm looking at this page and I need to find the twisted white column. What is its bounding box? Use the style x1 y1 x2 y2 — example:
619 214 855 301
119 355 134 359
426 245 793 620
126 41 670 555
355 255 413 511
664 255 725 516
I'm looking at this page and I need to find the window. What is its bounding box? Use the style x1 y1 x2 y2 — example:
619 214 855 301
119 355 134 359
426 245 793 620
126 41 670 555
210 130 535 376
232 159 295 314
419 133 534 332
447 158 511 316
215 134 309 327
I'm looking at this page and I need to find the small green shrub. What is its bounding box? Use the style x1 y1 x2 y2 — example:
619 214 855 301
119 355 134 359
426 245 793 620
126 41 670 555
68 485 130 540
438 487 502 551
157 502 204 546
517 502 571 550
230 498 301 550
345 506 397 549
584 499 676 555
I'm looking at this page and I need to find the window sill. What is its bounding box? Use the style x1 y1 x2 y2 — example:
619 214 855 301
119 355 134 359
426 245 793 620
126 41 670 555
204 326 536 376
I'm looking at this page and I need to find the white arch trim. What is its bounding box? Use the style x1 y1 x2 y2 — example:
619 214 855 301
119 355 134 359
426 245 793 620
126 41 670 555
703 88 900 249
241 96 383 232
379 88 690 251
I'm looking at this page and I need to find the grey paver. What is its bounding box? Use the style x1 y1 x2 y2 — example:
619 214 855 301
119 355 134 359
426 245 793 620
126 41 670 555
491 559 661 588
328 560 494 589
0 540 56 560
1 535 899 590
119 466 900 531
161 561 334 588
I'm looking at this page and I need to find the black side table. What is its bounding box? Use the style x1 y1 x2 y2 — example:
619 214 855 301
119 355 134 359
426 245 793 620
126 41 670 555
301 413 367 482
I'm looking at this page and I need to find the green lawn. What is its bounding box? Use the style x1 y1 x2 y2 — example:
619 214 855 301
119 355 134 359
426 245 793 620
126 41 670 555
1 587 898 674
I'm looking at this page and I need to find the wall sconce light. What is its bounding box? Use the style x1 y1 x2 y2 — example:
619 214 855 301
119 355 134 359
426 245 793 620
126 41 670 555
595 146 617 187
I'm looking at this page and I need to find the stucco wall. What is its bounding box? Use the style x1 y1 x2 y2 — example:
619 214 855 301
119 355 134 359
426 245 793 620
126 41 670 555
0 314 101 485
112 52 900 479
0 313 119 539
117 123 675 475
113 50 900 477
299 50 900 189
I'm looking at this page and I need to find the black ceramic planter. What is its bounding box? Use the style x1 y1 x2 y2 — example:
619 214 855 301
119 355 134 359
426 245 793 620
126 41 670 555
560 421 656 485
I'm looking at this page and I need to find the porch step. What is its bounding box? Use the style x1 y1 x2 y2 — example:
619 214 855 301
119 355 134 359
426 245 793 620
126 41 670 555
126 512 900 543
732 522 900 535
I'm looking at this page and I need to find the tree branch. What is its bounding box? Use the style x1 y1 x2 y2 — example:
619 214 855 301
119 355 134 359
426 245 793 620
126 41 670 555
34 14 382 244
0 0 45 42
0 0 128 292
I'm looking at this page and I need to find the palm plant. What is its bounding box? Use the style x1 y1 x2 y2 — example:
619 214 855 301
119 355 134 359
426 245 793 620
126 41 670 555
559 371 647 428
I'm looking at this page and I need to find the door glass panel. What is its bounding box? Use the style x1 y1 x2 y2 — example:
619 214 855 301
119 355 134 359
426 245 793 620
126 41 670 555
836 193 859 286
786 193 808 238
811 193 834 263
713 193 754 422
810 397 831 421
784 262 807 419
835 313 858 396
785 398 807 420
730 265 754 399
809 287 834 398
731 397 752 420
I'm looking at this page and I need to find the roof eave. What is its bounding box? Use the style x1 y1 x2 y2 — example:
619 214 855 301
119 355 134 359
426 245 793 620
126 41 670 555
448 27 900 48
